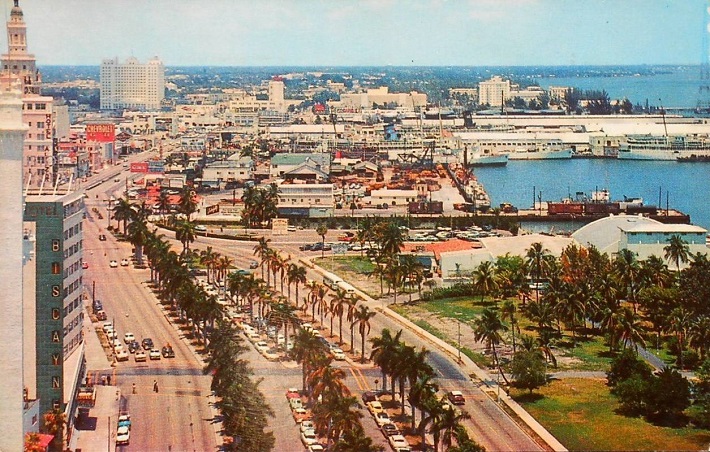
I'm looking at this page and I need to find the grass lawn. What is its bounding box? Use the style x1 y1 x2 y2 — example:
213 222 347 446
554 336 616 372
515 378 710 451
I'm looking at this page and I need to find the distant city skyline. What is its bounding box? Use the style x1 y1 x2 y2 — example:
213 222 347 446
9 0 708 67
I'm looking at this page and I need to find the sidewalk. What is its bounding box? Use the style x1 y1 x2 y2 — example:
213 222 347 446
71 386 120 452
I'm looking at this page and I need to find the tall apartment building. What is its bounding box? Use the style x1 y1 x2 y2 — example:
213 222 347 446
23 190 86 423
478 76 512 107
0 0 55 188
100 56 165 110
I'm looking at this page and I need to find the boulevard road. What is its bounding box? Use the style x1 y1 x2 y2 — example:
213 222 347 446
83 176 217 452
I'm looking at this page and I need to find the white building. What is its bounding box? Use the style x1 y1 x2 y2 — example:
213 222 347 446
572 215 708 268
100 56 165 110
277 181 334 218
339 87 427 110
370 188 418 206
0 84 29 452
201 154 254 189
478 76 511 107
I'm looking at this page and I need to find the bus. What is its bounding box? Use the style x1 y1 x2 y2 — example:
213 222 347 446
323 272 342 291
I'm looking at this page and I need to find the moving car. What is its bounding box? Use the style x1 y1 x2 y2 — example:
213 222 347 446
120 258 130 267
134 351 147 362
447 390 466 405
194 225 207 232
116 425 130 445
161 345 175 358
96 310 107 321
82 262 89 269
98 234 107 241
249 261 259 269
109 260 118 268
149 349 161 360
331 348 346 361
123 332 135 344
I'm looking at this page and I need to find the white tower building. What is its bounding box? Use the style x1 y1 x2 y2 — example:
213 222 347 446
100 56 165 110
0 84 28 452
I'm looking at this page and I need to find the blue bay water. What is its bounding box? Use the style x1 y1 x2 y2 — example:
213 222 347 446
471 159 710 231
537 66 701 108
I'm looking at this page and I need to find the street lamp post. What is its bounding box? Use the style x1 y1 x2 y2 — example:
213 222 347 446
458 320 462 363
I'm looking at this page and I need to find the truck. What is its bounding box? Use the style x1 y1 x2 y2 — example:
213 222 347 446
77 386 96 407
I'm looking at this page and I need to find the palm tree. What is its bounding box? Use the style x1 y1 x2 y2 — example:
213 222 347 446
178 186 198 220
316 223 328 258
112 196 135 234
501 299 519 354
291 329 327 392
331 425 380 452
125 214 150 264
308 365 350 402
473 260 498 303
268 301 299 350
199 246 218 282
42 407 67 452
355 305 376 363
346 297 358 352
526 242 550 303
408 373 439 431
473 307 509 384
664 234 690 272
434 405 472 452
376 220 405 259
314 395 362 449
330 288 348 343
157 190 171 220
253 236 271 281
370 328 403 394
667 306 692 368
174 220 196 255
616 307 646 351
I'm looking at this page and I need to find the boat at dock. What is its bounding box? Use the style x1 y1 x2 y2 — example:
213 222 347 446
617 134 710 161
507 145 572 160
468 152 508 166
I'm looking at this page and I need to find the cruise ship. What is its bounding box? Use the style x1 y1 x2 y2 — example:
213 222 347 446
507 144 573 160
617 134 710 161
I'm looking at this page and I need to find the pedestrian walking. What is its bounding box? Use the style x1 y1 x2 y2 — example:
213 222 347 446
153 380 159 393
132 383 136 394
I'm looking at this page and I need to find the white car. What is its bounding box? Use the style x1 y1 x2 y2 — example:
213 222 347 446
389 435 409 450
308 445 324 452
149 349 161 360
300 429 318 447
112 339 123 349
255 341 269 353
374 411 392 427
116 349 129 362
109 260 118 268
300 420 314 433
116 425 130 445
120 258 130 267
194 225 207 232
331 348 346 361
102 322 114 333
123 332 135 343
134 350 147 362
289 398 303 410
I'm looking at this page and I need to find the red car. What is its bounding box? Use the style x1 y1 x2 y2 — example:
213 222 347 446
82 262 89 269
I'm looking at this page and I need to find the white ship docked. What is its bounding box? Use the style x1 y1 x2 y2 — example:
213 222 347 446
507 144 573 160
618 134 710 161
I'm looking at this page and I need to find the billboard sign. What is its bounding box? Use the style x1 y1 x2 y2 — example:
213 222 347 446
147 160 164 174
86 123 116 143
206 204 220 216
130 162 149 173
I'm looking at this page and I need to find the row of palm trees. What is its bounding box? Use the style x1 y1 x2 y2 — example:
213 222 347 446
114 197 278 450
370 328 484 452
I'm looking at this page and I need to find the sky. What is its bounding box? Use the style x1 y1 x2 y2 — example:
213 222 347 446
9 0 708 66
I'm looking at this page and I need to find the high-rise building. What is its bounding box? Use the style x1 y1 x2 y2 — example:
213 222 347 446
100 56 165 110
478 76 512 108
23 190 86 424
0 0 55 189
0 84 29 452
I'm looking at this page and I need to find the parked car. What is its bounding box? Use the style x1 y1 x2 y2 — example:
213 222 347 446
374 411 392 427
134 351 147 362
95 310 107 321
300 429 318 447
123 332 135 344
289 398 303 410
331 348 346 361
249 261 259 269
382 423 400 436
292 407 311 423
389 435 409 450
149 349 161 360
300 420 314 433
447 390 466 405
308 444 324 452
116 350 129 362
362 391 377 404
194 225 207 232
142 338 154 350
128 341 140 354
367 401 384 416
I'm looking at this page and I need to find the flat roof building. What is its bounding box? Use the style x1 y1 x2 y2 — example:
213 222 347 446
100 56 165 110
